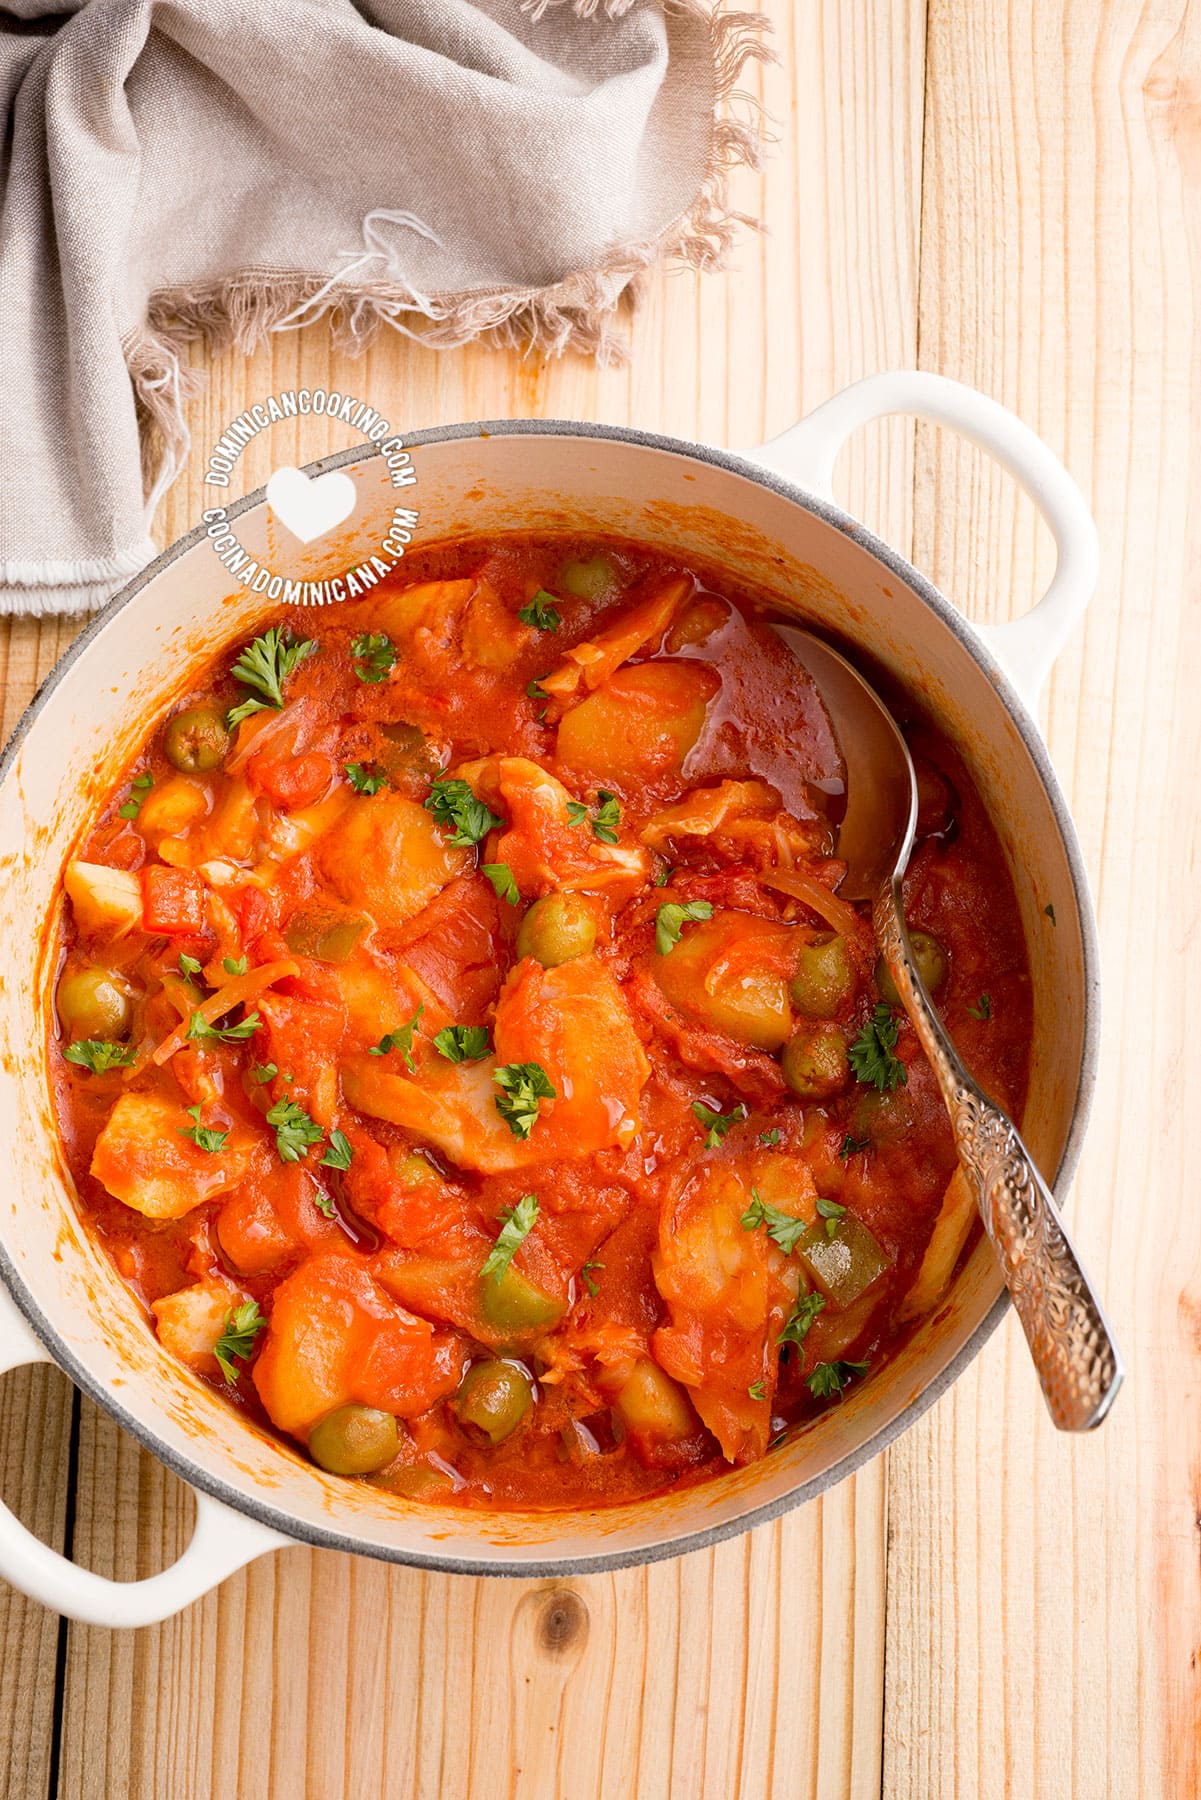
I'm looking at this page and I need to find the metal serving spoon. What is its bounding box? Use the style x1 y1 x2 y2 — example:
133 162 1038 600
774 625 1123 1431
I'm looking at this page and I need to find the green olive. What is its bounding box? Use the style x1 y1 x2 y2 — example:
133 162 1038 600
516 893 596 967
790 933 856 1018
308 1404 399 1475
781 1023 849 1099
875 931 948 1006
480 1265 567 1337
455 1359 535 1444
164 704 230 774
57 966 132 1041
558 555 616 600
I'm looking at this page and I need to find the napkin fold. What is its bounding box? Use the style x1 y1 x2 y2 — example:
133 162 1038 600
0 0 768 615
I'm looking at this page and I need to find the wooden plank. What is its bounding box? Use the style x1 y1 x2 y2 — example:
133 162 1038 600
0 3 926 1792
884 3 1200 1796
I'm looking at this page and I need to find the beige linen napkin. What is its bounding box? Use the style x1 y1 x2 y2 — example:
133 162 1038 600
0 0 767 615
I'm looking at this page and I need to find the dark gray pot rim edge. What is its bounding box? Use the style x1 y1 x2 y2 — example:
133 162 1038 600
0 417 1100 1580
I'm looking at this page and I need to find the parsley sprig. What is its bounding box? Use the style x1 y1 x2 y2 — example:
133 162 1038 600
179 1104 229 1154
350 631 397 683
517 591 561 632
567 790 621 844
214 1301 266 1384
227 626 316 728
321 1130 353 1172
806 1359 869 1401
493 1061 556 1139
692 1099 746 1148
655 898 714 955
368 1005 424 1072
740 1188 808 1255
424 774 505 847
433 1024 490 1063
63 1039 134 1074
118 771 153 821
266 1097 324 1163
482 862 520 905
848 1004 907 1093
778 1291 826 1352
345 762 387 795
481 1193 540 1281
968 992 993 1021
815 1196 847 1240
186 1009 261 1045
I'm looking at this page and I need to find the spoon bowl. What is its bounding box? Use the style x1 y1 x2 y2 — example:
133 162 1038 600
773 624 1123 1431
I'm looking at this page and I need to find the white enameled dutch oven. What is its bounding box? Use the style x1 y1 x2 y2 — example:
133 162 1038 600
0 372 1100 1625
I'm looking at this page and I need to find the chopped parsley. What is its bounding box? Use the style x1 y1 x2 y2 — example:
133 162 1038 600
849 1004 907 1093
740 1188 808 1255
227 625 315 728
481 1193 540 1281
482 862 520 905
424 774 504 847
313 1190 337 1220
223 955 247 976
581 1259 604 1299
838 1133 870 1160
747 1380 766 1402
251 1062 279 1084
968 992 993 1021
214 1300 266 1384
320 1130 353 1171
815 1196 847 1239
63 1039 134 1074
266 1097 323 1163
691 1099 746 1148
368 1005 424 1072
566 801 588 827
178 953 203 979
777 1291 826 1352
345 762 387 795
517 590 561 631
806 1359 869 1401
350 631 397 684
186 1008 261 1045
179 1104 229 1154
759 1127 781 1148
493 1060 556 1139
567 791 620 843
654 898 714 955
653 864 673 887
526 677 550 701
118 770 154 820
433 1024 490 1063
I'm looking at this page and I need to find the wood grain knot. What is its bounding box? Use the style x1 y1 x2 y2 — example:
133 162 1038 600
536 1586 588 1656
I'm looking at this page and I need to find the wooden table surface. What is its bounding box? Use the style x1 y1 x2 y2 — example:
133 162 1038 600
0 2 1196 1794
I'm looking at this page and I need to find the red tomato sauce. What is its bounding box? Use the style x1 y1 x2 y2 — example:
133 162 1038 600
48 536 1030 1510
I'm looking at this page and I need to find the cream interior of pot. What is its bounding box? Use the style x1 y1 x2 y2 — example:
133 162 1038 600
0 431 1090 1568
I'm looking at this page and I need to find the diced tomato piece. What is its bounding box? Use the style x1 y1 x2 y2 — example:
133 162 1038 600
248 753 335 810
235 885 274 943
141 864 205 935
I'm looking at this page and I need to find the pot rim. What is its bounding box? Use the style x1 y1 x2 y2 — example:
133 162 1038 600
0 417 1100 1576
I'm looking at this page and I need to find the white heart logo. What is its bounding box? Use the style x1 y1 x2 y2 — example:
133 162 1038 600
265 465 357 545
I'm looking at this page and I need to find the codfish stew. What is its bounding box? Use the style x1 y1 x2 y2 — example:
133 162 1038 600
49 537 1030 1511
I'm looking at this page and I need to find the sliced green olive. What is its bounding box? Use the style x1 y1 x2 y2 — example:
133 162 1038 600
480 1265 566 1337
875 931 948 1006
790 933 856 1019
516 893 596 967
455 1359 535 1443
799 1214 891 1307
164 704 230 774
56 966 132 1041
781 1023 849 1099
283 905 369 963
308 1404 399 1475
557 555 616 600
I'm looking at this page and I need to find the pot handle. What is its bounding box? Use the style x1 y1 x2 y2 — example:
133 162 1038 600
747 371 1100 705
0 1287 290 1627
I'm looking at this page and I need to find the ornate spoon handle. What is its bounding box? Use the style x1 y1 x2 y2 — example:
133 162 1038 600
875 883 1123 1431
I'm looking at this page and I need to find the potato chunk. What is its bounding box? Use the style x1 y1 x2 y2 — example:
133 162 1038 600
252 1254 464 1437
651 909 799 1051
555 662 718 784
316 793 471 931
91 1092 253 1220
